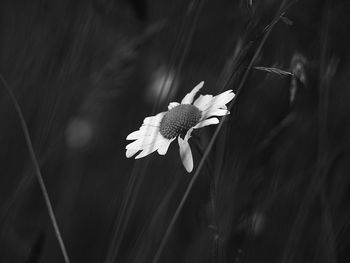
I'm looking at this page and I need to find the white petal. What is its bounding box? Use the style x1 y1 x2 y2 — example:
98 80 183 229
181 81 204 104
126 149 139 158
178 136 193 173
126 133 162 150
135 136 168 159
126 126 159 140
126 130 142 140
202 108 230 119
184 127 194 141
193 94 213 110
157 138 175 155
193 117 219 129
143 112 166 126
139 125 160 132
200 90 235 112
168 102 180 110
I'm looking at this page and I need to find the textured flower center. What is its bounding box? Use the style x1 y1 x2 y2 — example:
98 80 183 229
159 104 202 139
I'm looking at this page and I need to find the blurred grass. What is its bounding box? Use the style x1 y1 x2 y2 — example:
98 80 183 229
1 0 350 263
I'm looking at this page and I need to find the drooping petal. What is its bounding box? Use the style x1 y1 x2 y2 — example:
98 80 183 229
178 136 193 173
157 138 175 155
193 94 213 111
184 127 194 141
193 117 219 129
181 81 204 104
143 111 166 126
168 102 180 110
135 136 168 159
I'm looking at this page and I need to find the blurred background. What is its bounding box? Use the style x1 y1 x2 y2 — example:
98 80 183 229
0 0 350 262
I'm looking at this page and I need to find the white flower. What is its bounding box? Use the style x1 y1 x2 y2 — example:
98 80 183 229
125 81 235 173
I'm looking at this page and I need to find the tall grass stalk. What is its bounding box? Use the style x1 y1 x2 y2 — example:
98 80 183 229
104 160 152 263
105 2 206 262
281 1 337 262
0 131 66 227
151 2 295 261
0 75 70 263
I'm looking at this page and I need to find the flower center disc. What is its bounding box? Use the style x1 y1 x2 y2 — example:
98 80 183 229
159 104 202 139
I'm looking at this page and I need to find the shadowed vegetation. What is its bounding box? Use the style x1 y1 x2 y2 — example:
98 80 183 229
0 0 350 262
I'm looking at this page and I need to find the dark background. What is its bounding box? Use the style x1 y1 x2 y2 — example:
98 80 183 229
0 0 350 262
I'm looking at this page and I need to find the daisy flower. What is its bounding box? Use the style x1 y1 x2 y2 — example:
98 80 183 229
125 81 235 173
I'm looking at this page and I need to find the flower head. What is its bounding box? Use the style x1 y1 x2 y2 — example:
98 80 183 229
126 81 235 172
